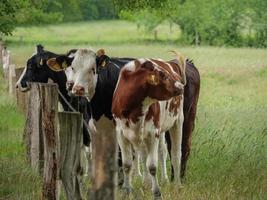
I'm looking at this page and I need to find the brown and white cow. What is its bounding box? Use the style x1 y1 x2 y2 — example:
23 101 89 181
112 54 186 199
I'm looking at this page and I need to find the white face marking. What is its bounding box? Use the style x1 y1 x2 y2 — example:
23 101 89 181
68 52 76 58
15 67 28 91
65 67 74 82
70 49 98 98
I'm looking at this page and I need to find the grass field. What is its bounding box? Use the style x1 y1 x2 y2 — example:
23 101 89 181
1 20 267 199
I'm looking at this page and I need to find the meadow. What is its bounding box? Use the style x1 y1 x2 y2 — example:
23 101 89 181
1 20 267 199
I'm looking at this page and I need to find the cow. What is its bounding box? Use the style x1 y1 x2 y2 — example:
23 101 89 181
112 54 186 199
46 48 200 182
46 49 169 180
15 45 91 146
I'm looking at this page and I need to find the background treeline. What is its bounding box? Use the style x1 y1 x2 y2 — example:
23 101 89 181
1 0 266 47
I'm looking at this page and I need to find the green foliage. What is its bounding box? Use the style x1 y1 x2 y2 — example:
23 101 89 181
120 9 163 33
0 0 21 35
113 0 170 11
117 0 267 47
0 0 63 35
80 0 117 20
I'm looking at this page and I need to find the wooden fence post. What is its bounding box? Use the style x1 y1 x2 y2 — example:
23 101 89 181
24 83 44 172
24 82 59 200
40 83 59 200
90 118 117 200
2 47 9 79
58 112 83 200
15 68 29 114
8 64 16 95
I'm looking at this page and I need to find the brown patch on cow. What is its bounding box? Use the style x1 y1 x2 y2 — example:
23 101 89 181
169 96 181 115
145 102 160 129
112 69 147 126
121 107 143 126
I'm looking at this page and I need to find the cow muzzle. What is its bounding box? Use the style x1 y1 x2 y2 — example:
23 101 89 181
16 82 30 92
72 85 85 96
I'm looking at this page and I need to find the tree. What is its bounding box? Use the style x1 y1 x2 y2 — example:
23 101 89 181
0 0 63 36
0 0 20 35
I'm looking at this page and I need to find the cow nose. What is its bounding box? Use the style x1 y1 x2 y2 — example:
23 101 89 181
66 81 74 91
72 85 85 96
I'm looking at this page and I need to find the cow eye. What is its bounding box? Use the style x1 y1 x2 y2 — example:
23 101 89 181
159 71 167 79
92 68 96 74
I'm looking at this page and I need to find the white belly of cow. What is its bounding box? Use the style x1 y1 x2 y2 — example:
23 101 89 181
115 117 157 147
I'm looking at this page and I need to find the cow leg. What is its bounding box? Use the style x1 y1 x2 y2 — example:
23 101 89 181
145 136 162 199
158 133 168 182
117 131 133 192
181 102 197 178
132 147 142 178
169 111 184 185
165 131 174 181
140 146 151 186
117 147 124 186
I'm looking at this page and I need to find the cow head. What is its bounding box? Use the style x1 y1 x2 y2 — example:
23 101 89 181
47 48 109 99
136 58 185 101
16 45 58 91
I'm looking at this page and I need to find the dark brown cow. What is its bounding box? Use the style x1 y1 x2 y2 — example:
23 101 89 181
166 59 200 180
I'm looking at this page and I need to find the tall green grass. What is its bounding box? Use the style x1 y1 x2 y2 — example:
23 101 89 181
0 71 42 200
1 21 267 199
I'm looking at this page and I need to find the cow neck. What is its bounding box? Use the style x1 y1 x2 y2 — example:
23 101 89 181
89 60 122 121
114 71 155 124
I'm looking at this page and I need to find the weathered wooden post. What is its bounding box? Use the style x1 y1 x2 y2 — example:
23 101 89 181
2 46 9 79
24 83 44 172
90 118 117 200
40 83 59 200
8 64 16 95
58 112 83 200
24 82 59 200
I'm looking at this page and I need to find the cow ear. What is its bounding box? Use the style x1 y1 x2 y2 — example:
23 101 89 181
96 49 105 57
97 55 110 68
47 56 73 72
141 61 154 71
96 49 109 68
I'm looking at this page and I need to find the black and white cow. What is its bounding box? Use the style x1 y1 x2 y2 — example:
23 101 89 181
16 45 90 146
